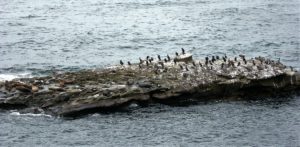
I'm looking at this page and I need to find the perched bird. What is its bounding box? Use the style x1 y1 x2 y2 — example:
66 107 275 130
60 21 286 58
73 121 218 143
192 61 196 67
158 55 161 61
120 60 124 66
224 54 227 59
212 56 216 63
128 61 131 65
199 61 203 67
179 64 184 70
175 52 179 56
221 63 224 69
164 58 168 63
223 57 226 62
167 55 171 61
181 48 185 54
146 56 150 60
237 62 241 66
139 57 143 64
185 66 189 71
234 57 237 62
216 56 220 60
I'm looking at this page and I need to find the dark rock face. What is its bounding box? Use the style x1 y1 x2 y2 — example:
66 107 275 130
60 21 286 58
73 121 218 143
0 53 299 118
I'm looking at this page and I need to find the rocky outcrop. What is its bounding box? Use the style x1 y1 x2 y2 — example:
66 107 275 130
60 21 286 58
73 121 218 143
0 52 299 117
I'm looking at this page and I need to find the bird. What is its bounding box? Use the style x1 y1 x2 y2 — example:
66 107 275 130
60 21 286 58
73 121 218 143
252 60 256 66
127 61 131 65
223 57 226 62
221 63 224 69
139 57 143 64
234 57 237 62
164 58 168 63
199 61 203 67
181 48 185 54
158 55 161 61
185 65 189 71
237 62 241 66
146 56 150 60
175 52 179 56
167 55 171 61
192 61 196 67
212 56 216 63
216 56 220 60
179 64 184 70
120 60 124 66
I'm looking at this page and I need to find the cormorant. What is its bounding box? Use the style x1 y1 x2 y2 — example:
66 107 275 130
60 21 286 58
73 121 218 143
167 55 171 61
158 55 161 61
120 60 124 66
128 61 131 65
181 48 185 54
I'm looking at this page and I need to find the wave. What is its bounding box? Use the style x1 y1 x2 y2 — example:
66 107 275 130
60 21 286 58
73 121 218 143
0 73 33 81
10 112 52 118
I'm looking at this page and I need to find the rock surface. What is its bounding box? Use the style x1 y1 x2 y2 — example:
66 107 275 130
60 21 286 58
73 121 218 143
0 52 299 117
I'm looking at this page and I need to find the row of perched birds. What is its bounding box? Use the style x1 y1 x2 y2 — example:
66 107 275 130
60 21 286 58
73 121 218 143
118 48 292 73
119 48 187 67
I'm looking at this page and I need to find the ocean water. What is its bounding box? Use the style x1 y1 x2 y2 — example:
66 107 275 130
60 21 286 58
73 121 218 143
0 0 299 146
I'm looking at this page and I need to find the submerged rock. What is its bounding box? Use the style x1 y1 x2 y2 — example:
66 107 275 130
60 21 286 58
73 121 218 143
0 52 299 118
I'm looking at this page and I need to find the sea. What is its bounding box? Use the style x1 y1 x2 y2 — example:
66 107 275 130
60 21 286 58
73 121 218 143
0 0 299 146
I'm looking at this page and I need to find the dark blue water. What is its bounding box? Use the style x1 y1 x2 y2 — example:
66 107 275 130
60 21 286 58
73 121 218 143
0 0 299 146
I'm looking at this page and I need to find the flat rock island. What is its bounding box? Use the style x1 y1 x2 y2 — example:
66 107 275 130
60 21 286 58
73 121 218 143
0 51 299 117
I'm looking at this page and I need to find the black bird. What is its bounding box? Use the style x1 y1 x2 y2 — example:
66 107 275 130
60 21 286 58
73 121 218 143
216 56 220 60
175 52 179 56
237 62 241 66
252 60 256 66
158 55 161 61
128 61 131 65
179 64 184 70
243 59 247 65
205 60 208 66
120 60 124 66
223 57 226 62
199 61 203 67
139 57 143 63
205 57 209 62
150 57 154 63
164 58 168 63
212 56 216 63
224 54 227 59
181 48 185 54
185 65 189 71
192 61 196 67
167 55 171 61
146 56 150 60
221 63 224 69
234 57 237 62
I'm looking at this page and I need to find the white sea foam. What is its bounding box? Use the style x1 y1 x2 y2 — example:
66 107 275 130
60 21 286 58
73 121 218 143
10 112 52 118
0 73 33 82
